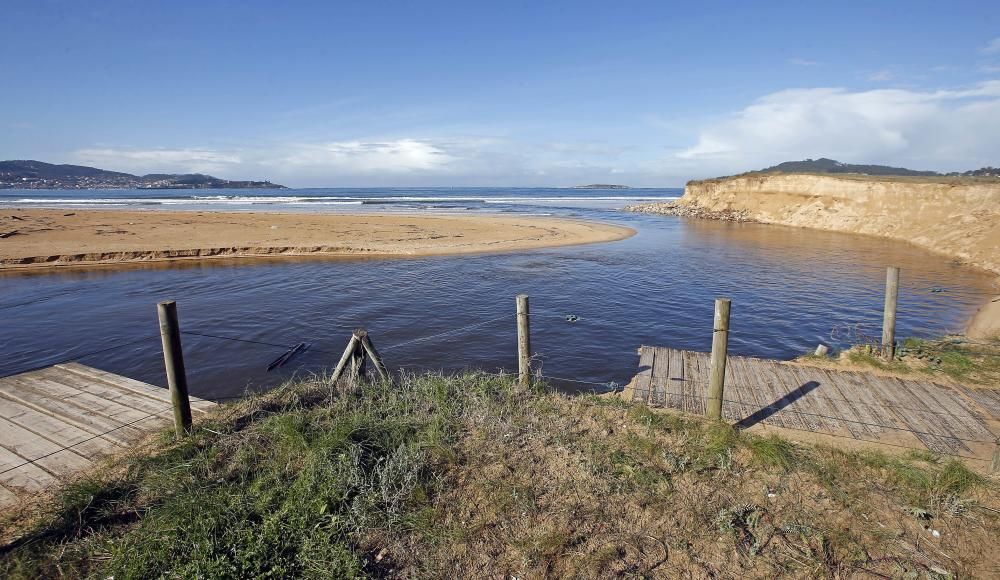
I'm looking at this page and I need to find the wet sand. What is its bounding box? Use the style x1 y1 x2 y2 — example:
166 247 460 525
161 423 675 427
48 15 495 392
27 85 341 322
967 292 1000 339
0 209 634 270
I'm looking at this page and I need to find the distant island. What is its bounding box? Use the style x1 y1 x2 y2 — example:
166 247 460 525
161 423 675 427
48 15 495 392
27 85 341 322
571 183 631 189
0 160 286 189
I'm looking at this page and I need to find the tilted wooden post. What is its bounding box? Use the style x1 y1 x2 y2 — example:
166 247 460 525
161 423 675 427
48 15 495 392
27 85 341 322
882 266 900 360
991 439 1000 475
516 294 531 387
706 298 731 420
157 300 192 437
359 332 391 382
330 334 360 382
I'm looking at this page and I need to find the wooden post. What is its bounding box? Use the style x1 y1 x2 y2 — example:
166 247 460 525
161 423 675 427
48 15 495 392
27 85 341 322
331 334 360 382
706 298 731 420
882 266 900 360
157 301 192 437
359 332 391 382
991 439 1000 475
516 294 531 387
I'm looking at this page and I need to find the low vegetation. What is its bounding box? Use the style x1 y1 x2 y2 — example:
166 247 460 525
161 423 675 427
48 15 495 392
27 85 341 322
812 335 1000 387
1 372 997 577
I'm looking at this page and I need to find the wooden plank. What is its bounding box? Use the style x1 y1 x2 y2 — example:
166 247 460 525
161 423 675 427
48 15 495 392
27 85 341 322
631 347 655 405
682 349 707 415
877 376 964 454
6 373 163 424
55 363 216 412
0 378 158 444
0 416 93 476
34 368 183 418
666 348 686 410
726 356 761 421
0 447 60 493
784 366 856 437
0 396 122 458
649 347 670 407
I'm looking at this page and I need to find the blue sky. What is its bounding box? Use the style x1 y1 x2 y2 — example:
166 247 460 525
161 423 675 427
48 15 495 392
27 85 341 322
2 1 999 187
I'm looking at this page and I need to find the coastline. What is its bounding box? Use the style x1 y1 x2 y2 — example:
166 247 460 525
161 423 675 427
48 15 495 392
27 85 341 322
627 172 1000 338
0 209 635 271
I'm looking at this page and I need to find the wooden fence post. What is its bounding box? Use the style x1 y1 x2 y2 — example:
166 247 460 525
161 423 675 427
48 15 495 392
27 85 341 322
707 298 731 420
516 294 531 387
157 300 192 437
882 266 900 360
331 334 360 382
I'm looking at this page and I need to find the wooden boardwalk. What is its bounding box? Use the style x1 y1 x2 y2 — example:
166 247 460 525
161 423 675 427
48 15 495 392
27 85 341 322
626 346 1000 462
0 363 215 507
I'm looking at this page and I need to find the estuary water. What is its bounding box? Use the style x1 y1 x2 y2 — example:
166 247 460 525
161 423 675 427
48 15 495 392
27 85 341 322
1 187 995 400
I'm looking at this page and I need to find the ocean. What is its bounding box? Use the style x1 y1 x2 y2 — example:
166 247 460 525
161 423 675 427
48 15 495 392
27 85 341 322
1 187 994 400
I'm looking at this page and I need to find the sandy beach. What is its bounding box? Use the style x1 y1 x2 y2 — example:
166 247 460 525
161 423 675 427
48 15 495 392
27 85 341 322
0 209 634 270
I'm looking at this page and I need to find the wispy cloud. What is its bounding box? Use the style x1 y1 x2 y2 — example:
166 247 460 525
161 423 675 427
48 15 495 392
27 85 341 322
675 81 1000 174
788 58 819 66
867 70 894 82
72 148 242 174
982 37 1000 54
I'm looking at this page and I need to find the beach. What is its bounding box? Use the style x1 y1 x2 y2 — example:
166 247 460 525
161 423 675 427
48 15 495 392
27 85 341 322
0 209 635 270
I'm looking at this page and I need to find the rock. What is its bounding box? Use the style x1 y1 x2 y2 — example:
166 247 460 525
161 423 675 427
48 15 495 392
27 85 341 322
624 202 756 223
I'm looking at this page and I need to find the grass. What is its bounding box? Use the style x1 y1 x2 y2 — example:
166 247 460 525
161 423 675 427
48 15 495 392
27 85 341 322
804 335 1000 386
1 372 998 578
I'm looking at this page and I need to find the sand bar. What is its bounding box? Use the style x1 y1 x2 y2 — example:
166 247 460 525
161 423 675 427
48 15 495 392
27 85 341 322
0 209 634 270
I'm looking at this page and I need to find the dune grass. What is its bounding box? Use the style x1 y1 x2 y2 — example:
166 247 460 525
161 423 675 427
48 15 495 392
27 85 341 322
1 372 997 578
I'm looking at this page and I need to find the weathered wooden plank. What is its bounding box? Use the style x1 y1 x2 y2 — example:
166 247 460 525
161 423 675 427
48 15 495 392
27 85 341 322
650 347 670 408
957 386 1000 418
0 379 155 444
35 368 185 419
55 363 216 412
682 349 707 415
6 373 162 424
666 348 686 410
631 347 654 405
0 396 121 458
0 446 60 493
0 416 93 476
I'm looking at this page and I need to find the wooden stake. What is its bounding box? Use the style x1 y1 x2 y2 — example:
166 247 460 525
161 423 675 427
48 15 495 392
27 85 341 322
156 301 192 437
707 298 731 420
331 334 360 382
991 439 999 475
359 332 391 382
882 266 900 360
516 294 531 387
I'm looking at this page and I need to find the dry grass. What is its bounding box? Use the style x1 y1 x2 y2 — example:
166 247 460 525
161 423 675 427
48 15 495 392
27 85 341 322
1 372 997 578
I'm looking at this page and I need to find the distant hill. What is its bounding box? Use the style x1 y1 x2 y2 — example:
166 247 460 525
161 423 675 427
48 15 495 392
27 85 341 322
747 158 997 178
0 160 285 189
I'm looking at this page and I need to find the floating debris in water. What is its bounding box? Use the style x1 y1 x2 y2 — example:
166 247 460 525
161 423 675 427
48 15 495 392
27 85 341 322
929 287 947 293
565 314 579 322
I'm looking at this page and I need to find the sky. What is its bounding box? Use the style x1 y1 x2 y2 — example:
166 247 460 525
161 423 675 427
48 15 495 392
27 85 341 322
1 0 999 187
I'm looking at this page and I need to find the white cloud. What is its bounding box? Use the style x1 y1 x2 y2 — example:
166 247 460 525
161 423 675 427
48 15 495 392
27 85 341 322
867 70 894 82
788 58 819 66
982 37 1000 54
269 139 456 173
72 148 242 175
675 81 1000 175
